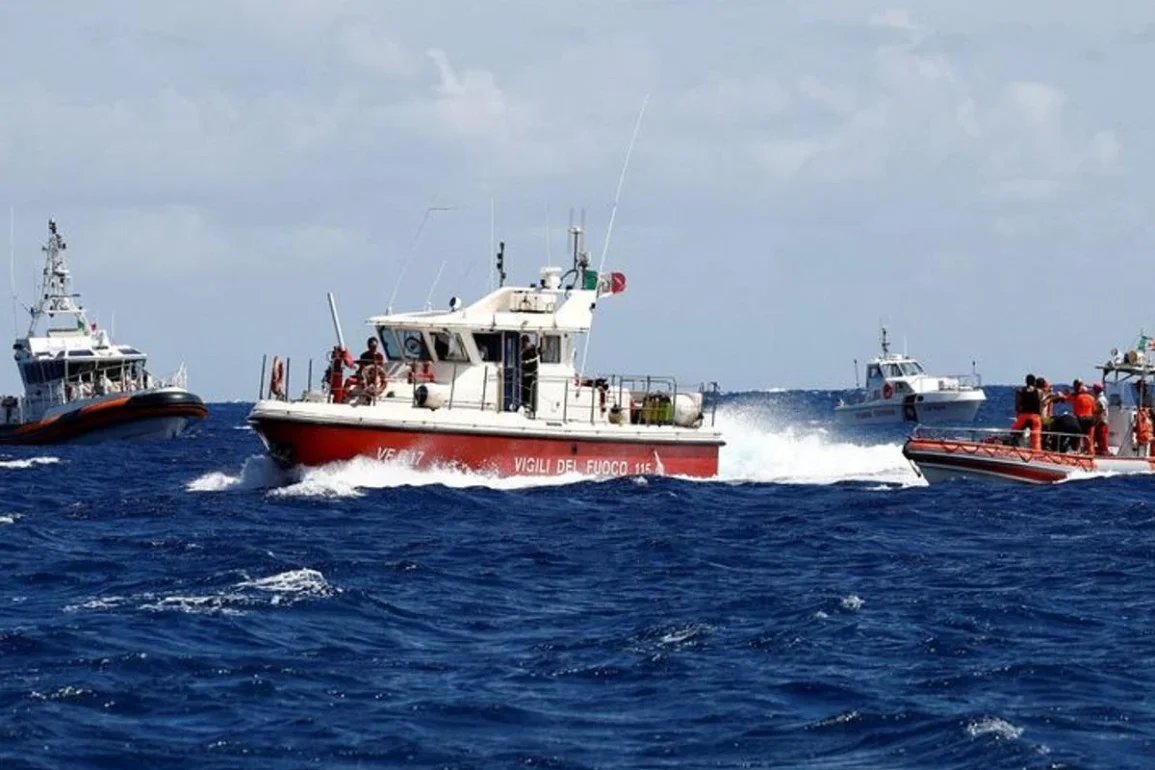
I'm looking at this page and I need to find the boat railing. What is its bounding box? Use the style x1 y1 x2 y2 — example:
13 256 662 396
911 425 1013 442
7 361 184 422
1 395 22 426
935 372 983 391
910 424 1095 454
152 363 188 390
259 354 718 429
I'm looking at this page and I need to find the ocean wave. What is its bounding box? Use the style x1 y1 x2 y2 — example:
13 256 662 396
0 456 61 470
65 568 338 616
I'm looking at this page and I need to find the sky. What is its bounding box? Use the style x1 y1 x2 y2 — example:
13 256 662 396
2 0 1154 400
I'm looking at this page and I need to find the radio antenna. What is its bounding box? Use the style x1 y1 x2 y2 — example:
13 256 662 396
387 204 452 314
579 93 649 374
8 206 15 339
545 204 551 264
425 260 447 310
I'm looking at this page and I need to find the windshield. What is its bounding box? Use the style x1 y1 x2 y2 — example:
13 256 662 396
376 327 431 361
899 361 923 376
431 331 469 363
881 363 903 378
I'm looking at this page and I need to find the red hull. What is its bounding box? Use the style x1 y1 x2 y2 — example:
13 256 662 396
251 417 721 478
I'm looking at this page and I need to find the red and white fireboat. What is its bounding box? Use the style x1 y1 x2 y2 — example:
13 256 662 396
247 228 724 478
903 345 1155 484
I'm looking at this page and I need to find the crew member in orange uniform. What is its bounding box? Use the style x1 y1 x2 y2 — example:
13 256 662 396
1010 374 1042 450
1068 379 1097 454
1091 383 1110 456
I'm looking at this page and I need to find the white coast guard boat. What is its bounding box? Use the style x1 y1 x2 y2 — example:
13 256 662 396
903 343 1155 484
248 226 724 477
0 221 206 444
835 328 985 425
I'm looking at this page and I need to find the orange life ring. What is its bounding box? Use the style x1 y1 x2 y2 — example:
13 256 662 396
270 357 285 398
362 364 387 396
882 382 894 400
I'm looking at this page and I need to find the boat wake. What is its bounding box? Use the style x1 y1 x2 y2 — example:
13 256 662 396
186 455 290 492
714 404 923 486
187 400 922 495
186 454 598 497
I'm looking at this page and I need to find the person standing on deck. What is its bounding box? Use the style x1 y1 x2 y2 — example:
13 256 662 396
1092 383 1110 456
1010 374 1042 450
1059 379 1097 454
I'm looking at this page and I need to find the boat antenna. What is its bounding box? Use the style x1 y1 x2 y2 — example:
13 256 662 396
8 206 15 339
579 92 649 374
853 358 859 389
425 260 447 310
488 196 496 292
595 94 648 279
326 291 346 351
880 325 890 356
545 204 552 265
387 204 451 314
495 241 507 288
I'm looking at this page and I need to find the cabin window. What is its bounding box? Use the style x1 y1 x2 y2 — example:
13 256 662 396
866 364 882 381
431 331 469 363
540 335 561 364
377 328 430 361
398 330 430 361
377 328 403 360
882 363 902 378
899 362 923 376
473 333 502 363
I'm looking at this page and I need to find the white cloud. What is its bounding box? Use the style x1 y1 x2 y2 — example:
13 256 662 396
751 139 822 181
2 0 1154 397
423 48 533 141
1089 129 1123 168
796 76 857 116
338 26 413 78
869 8 919 33
1005 81 1066 128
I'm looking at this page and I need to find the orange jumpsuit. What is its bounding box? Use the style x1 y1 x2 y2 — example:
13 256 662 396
1072 391 1096 453
1010 386 1043 450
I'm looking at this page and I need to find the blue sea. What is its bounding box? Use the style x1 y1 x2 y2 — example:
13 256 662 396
3 387 1154 769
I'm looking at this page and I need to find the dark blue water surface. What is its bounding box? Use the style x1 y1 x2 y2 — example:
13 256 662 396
3 387 1155 769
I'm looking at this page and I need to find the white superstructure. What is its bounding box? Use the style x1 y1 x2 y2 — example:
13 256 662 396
1 221 202 438
835 327 985 425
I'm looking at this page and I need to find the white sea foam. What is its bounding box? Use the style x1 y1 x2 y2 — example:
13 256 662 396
236 568 335 597
0 513 22 524
186 455 289 492
67 568 338 616
713 404 923 486
140 568 338 614
0 456 60 470
966 717 1024 740
269 455 595 498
